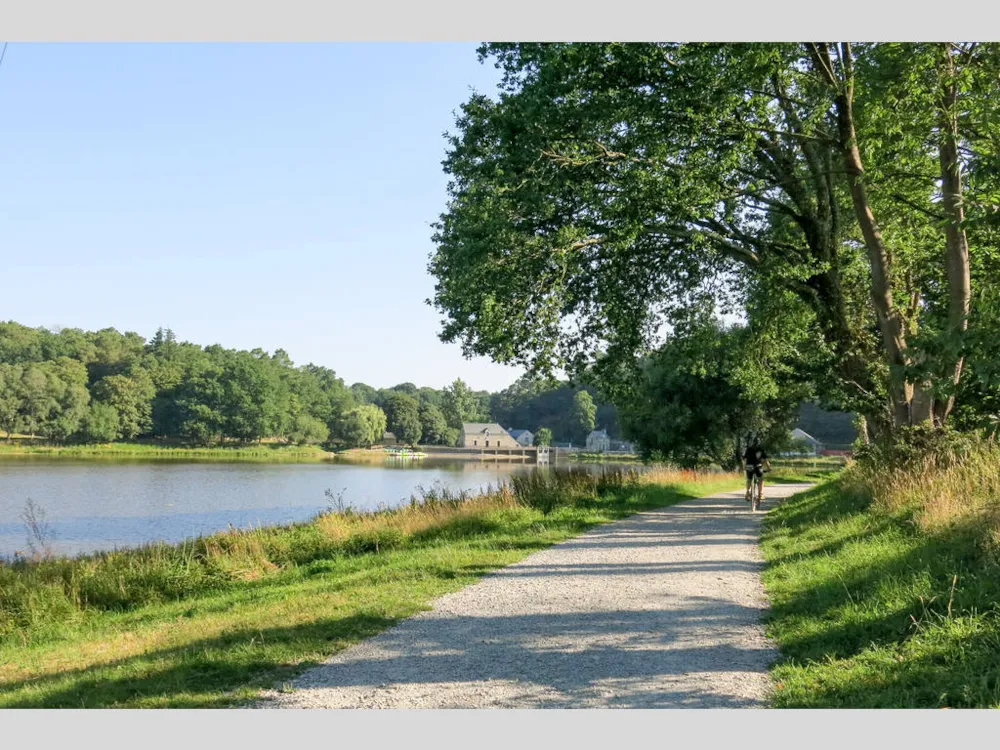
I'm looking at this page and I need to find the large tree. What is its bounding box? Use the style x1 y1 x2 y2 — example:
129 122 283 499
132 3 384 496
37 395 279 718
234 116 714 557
569 390 597 444
441 378 487 429
382 391 423 445
430 43 1000 437
619 315 809 468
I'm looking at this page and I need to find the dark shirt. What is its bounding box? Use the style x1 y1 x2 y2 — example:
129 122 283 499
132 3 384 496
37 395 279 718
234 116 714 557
743 446 768 466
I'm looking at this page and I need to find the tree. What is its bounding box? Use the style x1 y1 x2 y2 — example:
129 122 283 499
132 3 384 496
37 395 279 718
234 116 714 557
430 43 1000 437
93 370 155 440
441 426 461 447
40 358 90 441
382 391 422 445
441 378 487 429
418 402 449 445
0 364 24 439
534 427 553 446
341 404 387 448
287 414 330 445
350 382 379 405
215 351 280 443
569 390 597 445
619 316 809 468
78 402 121 443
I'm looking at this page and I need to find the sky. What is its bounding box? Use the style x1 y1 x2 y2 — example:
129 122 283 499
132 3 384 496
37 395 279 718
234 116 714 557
0 43 525 392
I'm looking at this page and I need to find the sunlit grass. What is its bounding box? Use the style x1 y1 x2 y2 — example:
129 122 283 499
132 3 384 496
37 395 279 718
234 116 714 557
761 473 1000 708
0 468 742 708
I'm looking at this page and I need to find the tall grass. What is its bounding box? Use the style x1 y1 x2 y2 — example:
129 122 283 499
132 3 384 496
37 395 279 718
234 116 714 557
846 430 1000 547
2 466 714 647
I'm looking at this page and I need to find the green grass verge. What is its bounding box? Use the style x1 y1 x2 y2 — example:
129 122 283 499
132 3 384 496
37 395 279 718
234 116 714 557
0 476 740 708
761 478 1000 708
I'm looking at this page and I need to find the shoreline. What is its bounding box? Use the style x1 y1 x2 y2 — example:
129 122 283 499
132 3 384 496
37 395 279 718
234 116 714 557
0 442 644 465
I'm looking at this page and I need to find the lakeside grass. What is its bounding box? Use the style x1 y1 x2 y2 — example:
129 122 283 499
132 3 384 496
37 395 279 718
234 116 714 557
0 467 741 708
0 441 333 462
761 471 1000 707
569 452 643 464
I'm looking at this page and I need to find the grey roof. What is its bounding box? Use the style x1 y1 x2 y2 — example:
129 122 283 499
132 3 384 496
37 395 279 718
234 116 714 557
461 423 511 436
790 428 821 443
508 429 532 438
588 429 609 437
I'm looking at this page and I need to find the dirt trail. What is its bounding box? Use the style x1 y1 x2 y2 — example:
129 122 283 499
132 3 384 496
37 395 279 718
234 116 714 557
258 483 811 709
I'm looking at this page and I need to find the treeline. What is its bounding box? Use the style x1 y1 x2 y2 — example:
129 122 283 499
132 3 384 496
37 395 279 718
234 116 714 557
0 321 621 448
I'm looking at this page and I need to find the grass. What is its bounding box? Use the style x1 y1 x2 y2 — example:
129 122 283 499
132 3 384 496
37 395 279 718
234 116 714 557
0 466 741 708
569 452 643 464
761 467 1000 708
0 441 332 462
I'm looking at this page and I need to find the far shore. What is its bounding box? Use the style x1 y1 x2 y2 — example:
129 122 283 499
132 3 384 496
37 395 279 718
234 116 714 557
0 440 644 465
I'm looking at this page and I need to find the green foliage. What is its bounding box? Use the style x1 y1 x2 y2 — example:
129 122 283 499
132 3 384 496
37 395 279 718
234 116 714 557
93 370 155 440
78 402 122 442
491 375 619 444
340 404 387 448
349 382 378 405
441 378 488 429
534 427 553 446
381 391 422 445
0 358 90 441
286 414 330 446
569 390 597 445
417 402 449 445
429 43 1000 432
619 316 809 468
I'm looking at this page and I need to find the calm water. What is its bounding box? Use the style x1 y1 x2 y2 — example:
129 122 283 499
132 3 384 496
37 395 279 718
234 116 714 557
0 457 563 558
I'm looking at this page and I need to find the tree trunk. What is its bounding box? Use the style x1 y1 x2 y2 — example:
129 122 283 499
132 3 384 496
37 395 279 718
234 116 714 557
933 43 972 425
826 43 915 428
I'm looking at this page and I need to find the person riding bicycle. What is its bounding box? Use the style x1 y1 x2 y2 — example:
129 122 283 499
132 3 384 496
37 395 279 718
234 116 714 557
743 442 772 503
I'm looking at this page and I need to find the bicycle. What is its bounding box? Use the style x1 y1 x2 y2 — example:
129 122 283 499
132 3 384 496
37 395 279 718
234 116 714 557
746 466 770 513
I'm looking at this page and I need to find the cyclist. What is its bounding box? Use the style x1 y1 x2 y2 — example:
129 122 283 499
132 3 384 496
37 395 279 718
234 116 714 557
743 442 772 503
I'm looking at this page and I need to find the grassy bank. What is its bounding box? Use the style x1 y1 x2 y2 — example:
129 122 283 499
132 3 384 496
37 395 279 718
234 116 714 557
0 441 332 462
761 451 1000 707
0 467 741 708
569 452 643 464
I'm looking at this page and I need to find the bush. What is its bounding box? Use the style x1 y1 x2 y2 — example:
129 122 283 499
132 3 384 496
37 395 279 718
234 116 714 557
286 415 330 446
76 402 121 443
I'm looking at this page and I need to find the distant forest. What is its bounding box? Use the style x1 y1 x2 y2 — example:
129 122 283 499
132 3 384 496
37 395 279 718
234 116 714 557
0 321 855 450
0 321 622 448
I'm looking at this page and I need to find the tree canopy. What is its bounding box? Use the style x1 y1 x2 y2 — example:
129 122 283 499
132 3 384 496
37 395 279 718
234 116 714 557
430 43 1000 437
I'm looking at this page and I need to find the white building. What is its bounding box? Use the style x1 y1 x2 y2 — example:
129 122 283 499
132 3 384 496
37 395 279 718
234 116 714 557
586 429 611 452
787 428 823 456
507 429 534 447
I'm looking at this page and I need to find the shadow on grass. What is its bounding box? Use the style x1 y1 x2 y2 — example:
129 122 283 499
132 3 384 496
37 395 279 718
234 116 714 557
762 480 1000 707
0 612 400 708
3 600 773 708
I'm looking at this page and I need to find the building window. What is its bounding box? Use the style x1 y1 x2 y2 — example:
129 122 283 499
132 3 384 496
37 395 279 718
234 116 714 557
473 440 478 446
485 440 490 447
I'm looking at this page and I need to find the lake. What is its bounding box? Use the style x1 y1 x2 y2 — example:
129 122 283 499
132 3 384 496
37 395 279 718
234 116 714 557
0 457 571 558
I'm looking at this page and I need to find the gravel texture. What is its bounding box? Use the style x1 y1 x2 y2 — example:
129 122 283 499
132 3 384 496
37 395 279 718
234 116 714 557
256 483 811 709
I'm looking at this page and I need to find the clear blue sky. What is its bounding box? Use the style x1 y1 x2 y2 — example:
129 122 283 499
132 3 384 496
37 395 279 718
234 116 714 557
0 43 524 392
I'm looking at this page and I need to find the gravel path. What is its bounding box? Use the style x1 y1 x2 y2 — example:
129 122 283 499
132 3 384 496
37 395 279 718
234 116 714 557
257 483 811 709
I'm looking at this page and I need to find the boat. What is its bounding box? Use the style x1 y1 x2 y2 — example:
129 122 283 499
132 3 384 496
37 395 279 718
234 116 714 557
383 446 426 459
